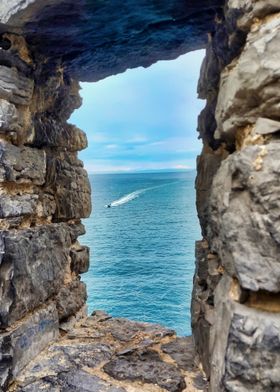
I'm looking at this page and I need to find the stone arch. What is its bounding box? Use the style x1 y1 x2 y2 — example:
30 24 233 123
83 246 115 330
0 1 280 391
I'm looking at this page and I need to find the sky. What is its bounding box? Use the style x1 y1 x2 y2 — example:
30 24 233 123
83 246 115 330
70 50 205 173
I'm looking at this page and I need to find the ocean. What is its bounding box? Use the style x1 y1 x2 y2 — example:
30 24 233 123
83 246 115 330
81 170 200 336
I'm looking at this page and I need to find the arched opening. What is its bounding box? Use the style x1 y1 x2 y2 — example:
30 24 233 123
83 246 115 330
70 51 205 336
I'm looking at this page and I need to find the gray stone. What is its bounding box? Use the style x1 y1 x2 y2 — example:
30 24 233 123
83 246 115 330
0 65 34 105
191 241 221 379
0 303 59 390
18 370 126 392
104 349 186 392
70 245 89 274
208 142 280 292
59 370 126 392
50 342 113 369
101 317 174 343
254 117 280 135
0 194 38 218
228 0 280 31
46 152 91 220
196 148 226 236
215 16 280 140
0 99 24 133
0 141 46 185
210 276 280 391
55 279 87 321
2 0 224 82
162 337 196 371
33 116 87 151
0 224 72 327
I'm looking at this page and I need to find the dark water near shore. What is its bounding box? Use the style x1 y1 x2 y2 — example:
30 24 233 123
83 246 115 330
82 171 200 336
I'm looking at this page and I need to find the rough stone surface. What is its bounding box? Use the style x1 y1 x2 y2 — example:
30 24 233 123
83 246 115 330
0 66 34 105
215 15 280 140
2 0 224 82
208 142 280 292
0 99 25 134
33 117 87 151
0 141 46 185
55 279 87 321
0 224 72 327
210 274 280 391
0 303 59 390
70 245 90 275
0 194 38 218
10 313 206 392
104 350 186 392
46 152 91 220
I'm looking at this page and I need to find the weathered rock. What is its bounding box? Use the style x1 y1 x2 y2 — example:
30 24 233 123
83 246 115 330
49 342 113 370
162 337 196 371
0 66 34 105
215 16 280 140
104 349 186 392
33 116 87 151
210 274 280 391
0 224 72 327
55 280 87 321
11 312 206 392
3 0 224 82
227 0 280 31
19 370 126 392
196 146 227 235
0 141 46 185
0 99 26 134
191 241 221 378
0 303 59 390
0 194 38 218
254 117 280 136
208 142 280 292
46 152 91 220
70 245 90 274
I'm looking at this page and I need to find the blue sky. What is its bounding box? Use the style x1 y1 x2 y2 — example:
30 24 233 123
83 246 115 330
70 50 205 173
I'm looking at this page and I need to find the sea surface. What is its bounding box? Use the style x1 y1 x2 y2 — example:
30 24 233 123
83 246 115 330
82 171 201 336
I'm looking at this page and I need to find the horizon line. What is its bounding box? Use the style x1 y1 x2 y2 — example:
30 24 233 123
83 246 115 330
86 168 197 175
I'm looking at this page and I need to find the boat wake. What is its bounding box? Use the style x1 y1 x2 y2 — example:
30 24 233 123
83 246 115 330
105 182 177 208
107 189 146 207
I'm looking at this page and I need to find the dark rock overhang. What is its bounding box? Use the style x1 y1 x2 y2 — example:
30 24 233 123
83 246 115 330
0 0 225 81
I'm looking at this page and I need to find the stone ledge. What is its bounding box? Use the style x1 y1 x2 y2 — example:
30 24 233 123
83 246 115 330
10 312 208 392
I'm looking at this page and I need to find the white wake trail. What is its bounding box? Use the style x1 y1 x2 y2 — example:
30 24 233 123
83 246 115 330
106 181 177 208
109 189 147 207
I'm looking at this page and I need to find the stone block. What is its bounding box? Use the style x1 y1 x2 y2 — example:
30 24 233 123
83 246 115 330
208 142 280 292
210 275 280 391
0 141 46 185
0 224 72 327
33 115 87 151
46 152 91 220
55 279 87 321
0 194 38 218
215 16 280 139
228 0 280 32
70 245 90 274
103 349 186 392
0 65 34 105
196 147 226 235
0 99 24 133
0 303 59 390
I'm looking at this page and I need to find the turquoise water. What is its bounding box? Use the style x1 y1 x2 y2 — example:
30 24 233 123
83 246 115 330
82 171 200 336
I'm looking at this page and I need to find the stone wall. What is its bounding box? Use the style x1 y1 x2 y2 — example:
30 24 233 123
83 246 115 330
0 35 91 390
192 1 280 390
0 0 280 391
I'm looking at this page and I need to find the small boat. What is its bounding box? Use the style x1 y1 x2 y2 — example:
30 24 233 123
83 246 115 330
105 204 111 208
